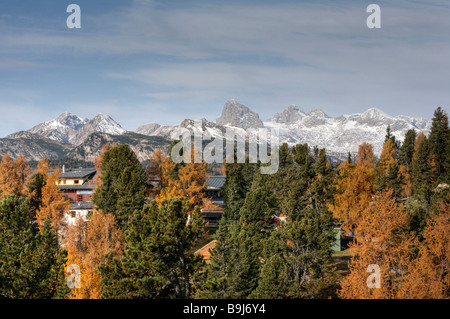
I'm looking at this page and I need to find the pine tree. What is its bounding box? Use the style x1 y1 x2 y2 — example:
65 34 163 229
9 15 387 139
399 129 417 168
99 198 204 299
428 107 450 184
92 144 146 230
221 159 257 222
252 147 336 298
411 135 434 201
198 219 243 299
27 172 45 217
0 195 69 299
384 125 400 153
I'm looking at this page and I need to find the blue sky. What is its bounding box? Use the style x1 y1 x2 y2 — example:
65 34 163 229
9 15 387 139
0 0 449 137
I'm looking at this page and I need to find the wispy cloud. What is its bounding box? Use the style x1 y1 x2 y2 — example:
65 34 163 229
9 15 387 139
0 0 449 136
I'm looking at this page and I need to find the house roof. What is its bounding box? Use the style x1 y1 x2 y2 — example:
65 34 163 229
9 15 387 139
194 240 216 263
58 168 96 179
206 175 226 189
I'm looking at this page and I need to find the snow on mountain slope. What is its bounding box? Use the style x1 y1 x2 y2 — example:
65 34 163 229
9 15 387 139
265 106 432 158
22 112 126 145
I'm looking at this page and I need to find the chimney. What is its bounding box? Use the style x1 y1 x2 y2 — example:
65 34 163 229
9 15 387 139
62 165 65 174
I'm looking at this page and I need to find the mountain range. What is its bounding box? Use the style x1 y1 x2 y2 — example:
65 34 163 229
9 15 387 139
0 99 432 163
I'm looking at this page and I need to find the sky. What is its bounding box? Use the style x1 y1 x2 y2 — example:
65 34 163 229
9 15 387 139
0 0 449 137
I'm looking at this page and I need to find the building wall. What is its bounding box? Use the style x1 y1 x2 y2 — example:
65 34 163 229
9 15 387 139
62 192 92 202
65 209 91 226
58 178 87 186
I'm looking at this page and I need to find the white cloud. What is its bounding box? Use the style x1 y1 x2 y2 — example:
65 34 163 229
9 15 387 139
0 0 449 135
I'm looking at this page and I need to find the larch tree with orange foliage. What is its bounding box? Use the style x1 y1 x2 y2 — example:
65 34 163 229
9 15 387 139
398 193 450 298
338 190 414 299
329 143 375 233
66 210 123 299
375 139 404 198
35 159 71 237
146 147 176 199
0 154 31 197
155 145 209 212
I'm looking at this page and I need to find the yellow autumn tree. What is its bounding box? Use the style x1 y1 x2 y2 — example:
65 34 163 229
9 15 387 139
329 143 375 233
0 154 31 197
377 139 397 174
66 210 123 299
397 194 450 298
146 147 176 199
155 146 209 211
35 159 70 236
338 190 413 299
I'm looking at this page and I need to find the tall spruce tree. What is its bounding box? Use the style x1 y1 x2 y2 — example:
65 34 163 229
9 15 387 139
0 195 69 299
428 107 449 184
99 198 204 299
252 146 336 298
399 129 417 168
411 136 434 201
222 159 257 222
92 144 146 230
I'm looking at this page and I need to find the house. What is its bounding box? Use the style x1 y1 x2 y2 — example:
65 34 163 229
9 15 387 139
56 166 97 225
201 175 226 228
194 240 217 263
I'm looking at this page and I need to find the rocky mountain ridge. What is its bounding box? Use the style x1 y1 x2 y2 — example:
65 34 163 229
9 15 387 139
1 99 433 163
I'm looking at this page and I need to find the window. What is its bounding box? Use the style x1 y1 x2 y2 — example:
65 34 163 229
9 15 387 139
74 180 79 184
70 211 76 218
77 195 83 202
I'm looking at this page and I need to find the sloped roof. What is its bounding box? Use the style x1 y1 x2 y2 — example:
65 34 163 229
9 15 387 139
194 240 217 263
58 168 96 179
206 175 226 189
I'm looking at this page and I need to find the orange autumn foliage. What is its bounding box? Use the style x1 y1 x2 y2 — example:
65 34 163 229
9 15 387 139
146 147 176 199
35 159 71 235
66 210 123 299
377 139 397 174
329 143 375 233
155 147 209 211
397 195 450 298
339 190 413 299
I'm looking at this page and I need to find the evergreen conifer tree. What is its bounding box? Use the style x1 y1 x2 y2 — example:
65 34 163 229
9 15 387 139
99 198 203 299
0 195 69 298
92 144 146 230
428 107 449 184
399 129 417 168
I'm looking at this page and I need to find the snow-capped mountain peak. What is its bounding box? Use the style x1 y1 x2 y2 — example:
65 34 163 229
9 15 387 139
215 99 265 129
23 111 125 145
264 104 431 160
